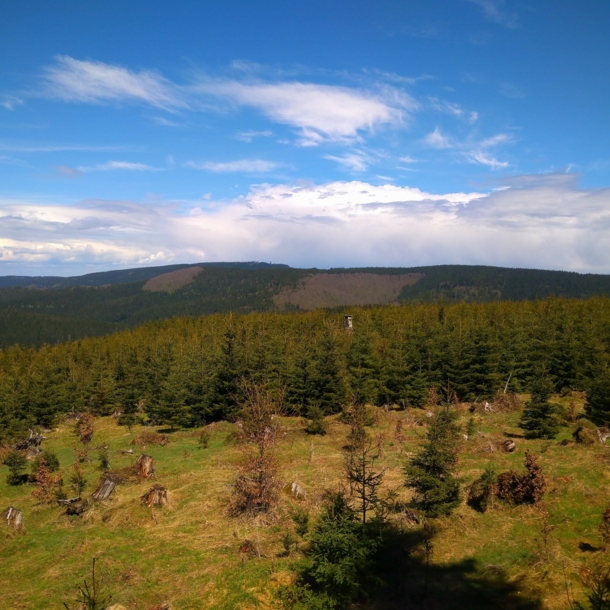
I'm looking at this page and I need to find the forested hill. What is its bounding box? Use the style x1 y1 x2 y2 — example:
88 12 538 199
1 263 610 346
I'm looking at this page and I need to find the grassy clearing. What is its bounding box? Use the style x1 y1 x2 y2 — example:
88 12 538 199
1 396 610 609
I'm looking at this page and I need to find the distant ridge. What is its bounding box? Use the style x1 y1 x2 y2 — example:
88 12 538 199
0 261 288 289
1 263 610 347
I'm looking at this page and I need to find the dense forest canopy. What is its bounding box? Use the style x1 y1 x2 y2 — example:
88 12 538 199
1 297 608 442
2 263 610 347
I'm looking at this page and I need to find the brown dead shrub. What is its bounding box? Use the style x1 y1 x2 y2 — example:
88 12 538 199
229 381 283 517
496 450 546 505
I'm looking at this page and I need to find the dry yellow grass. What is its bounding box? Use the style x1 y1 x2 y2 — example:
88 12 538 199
1 396 609 608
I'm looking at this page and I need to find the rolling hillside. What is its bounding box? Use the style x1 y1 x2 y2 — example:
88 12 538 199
1 262 610 347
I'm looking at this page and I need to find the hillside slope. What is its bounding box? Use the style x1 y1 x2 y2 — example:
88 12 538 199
1 263 610 346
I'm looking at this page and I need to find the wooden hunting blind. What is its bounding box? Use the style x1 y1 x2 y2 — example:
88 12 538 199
343 314 353 332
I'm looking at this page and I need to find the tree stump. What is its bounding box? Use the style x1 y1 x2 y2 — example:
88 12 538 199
140 484 168 507
136 454 156 479
2 506 24 531
501 439 517 453
13 430 45 459
92 477 117 501
285 481 306 500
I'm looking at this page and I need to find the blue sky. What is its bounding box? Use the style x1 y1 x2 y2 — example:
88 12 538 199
1 0 610 275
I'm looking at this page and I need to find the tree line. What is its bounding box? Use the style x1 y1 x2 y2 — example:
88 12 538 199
1 296 610 442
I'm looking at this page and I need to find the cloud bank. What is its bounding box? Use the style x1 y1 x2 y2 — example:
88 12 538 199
1 174 609 275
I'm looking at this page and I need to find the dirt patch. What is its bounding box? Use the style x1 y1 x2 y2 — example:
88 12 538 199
142 267 203 293
273 272 424 310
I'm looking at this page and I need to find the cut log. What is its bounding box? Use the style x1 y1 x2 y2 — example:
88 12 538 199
92 477 117 501
65 500 88 516
136 454 156 479
57 496 81 506
140 484 168 508
2 506 24 531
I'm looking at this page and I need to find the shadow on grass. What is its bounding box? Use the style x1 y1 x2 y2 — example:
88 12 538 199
363 524 542 610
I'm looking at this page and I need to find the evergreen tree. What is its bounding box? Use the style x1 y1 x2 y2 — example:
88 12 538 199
310 326 347 414
304 403 327 435
305 492 377 608
4 450 28 485
347 331 379 406
585 374 610 426
519 375 560 439
285 349 314 414
405 407 461 517
209 326 244 420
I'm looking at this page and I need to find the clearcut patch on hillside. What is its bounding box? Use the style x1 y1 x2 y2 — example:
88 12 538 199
142 266 203 293
273 272 424 310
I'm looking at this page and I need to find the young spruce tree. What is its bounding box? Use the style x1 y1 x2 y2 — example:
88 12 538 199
585 373 610 426
405 406 461 518
519 375 560 439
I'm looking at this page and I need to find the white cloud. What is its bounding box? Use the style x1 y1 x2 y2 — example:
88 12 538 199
399 156 418 164
197 79 416 145
498 81 526 99
152 116 189 128
429 98 464 118
235 130 273 142
463 151 508 169
36 58 417 146
467 0 519 28
422 128 511 169
1 96 24 111
54 165 83 177
2 175 610 273
42 56 186 110
78 161 160 172
324 152 370 172
423 128 452 149
185 159 280 173
0 144 130 153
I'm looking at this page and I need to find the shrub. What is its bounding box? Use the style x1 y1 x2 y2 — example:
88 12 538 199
573 425 598 445
519 376 560 439
31 450 60 473
291 506 310 538
229 382 283 516
304 404 327 436
496 451 546 505
3 450 28 485
405 407 462 518
304 492 377 608
468 463 497 512
198 428 211 449
585 375 610 426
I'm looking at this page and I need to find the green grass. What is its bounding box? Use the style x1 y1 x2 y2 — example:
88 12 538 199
1 397 609 609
